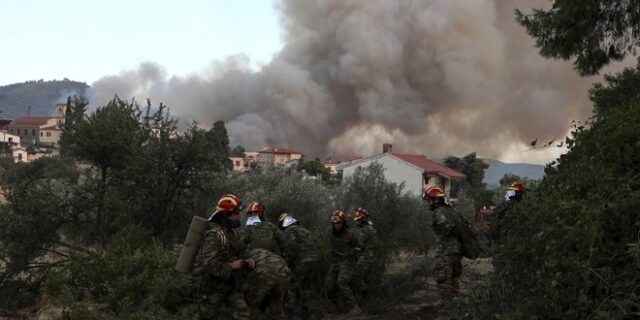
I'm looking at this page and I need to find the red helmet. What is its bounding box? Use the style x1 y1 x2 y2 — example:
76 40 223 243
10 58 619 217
216 194 244 213
331 210 348 223
247 202 265 217
423 186 445 199
353 208 369 221
507 182 524 193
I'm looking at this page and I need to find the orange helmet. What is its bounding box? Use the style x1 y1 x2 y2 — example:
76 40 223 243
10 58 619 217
423 186 445 199
353 208 369 221
331 210 348 223
247 202 265 217
507 182 524 193
216 194 244 213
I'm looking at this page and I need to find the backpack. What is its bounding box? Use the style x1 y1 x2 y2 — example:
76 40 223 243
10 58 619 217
246 223 280 254
445 208 482 259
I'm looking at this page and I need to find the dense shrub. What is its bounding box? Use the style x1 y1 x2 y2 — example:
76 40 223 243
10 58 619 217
481 69 640 319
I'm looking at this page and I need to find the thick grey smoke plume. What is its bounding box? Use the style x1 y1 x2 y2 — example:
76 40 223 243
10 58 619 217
90 0 600 163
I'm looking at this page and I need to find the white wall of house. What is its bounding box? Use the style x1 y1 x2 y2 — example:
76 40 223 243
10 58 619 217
12 149 28 162
39 129 61 146
0 132 20 145
341 153 425 196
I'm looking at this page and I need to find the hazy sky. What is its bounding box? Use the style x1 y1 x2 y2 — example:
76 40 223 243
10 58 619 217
1 0 617 165
0 0 282 85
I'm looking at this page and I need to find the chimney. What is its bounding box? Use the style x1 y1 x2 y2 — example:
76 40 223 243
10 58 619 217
383 143 393 153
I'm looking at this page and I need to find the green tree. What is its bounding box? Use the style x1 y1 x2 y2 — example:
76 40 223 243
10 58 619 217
498 173 522 186
483 65 640 319
444 152 489 206
516 1 640 75
298 158 330 181
206 120 232 171
230 145 246 157
60 95 89 156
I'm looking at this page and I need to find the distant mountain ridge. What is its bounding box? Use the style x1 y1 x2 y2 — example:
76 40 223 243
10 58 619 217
482 158 545 188
0 80 89 119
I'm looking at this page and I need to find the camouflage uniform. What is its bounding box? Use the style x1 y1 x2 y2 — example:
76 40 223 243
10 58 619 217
244 248 290 320
325 226 363 310
241 221 286 255
491 200 521 243
281 224 320 319
351 220 383 298
431 206 463 302
193 222 250 320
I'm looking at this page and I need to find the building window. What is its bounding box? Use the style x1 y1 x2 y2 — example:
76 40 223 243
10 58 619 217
40 132 43 137
235 161 240 166
8 138 12 143
46 132 51 137
18 153 22 161
17 129 20 135
32 129 36 136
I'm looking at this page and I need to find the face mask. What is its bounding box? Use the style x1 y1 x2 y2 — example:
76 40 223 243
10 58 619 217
505 189 516 201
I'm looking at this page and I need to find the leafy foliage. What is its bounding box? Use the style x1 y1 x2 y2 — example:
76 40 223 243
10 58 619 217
516 1 640 75
445 152 492 207
483 68 640 319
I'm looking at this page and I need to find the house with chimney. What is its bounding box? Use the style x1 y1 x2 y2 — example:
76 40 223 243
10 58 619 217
338 144 466 198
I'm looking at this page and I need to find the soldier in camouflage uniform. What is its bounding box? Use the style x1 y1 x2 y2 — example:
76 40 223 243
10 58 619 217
350 208 383 300
277 213 320 320
241 202 285 255
325 210 364 316
193 194 252 320
491 182 524 243
244 248 291 320
424 187 462 303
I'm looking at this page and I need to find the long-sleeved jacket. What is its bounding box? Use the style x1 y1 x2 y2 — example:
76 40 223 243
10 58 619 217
431 206 461 255
354 221 381 261
282 224 319 266
193 223 245 281
328 226 363 261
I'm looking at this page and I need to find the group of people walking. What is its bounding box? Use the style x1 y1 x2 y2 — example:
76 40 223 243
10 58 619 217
191 181 525 320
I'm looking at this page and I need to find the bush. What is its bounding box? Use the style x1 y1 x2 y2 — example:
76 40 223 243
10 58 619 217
482 78 640 318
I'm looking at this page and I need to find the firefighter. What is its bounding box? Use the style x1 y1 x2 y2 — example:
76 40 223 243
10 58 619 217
244 248 290 320
424 187 462 303
277 213 320 320
350 208 383 301
491 182 524 242
325 210 364 316
193 194 253 320
241 202 285 255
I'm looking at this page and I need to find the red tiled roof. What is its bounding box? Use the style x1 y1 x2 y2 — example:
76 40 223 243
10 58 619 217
258 147 304 155
390 152 466 179
7 117 54 128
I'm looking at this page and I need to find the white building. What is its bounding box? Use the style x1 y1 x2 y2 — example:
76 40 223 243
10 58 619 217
339 144 465 198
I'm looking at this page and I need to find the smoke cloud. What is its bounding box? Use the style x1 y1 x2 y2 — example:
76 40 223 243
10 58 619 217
90 0 605 163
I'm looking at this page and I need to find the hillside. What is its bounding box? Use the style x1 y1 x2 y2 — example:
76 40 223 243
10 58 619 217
482 158 545 188
0 80 89 119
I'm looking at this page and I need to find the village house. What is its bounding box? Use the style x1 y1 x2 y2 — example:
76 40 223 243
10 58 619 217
230 156 249 173
338 144 465 198
6 103 65 147
322 156 363 175
257 147 304 168
229 151 260 173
